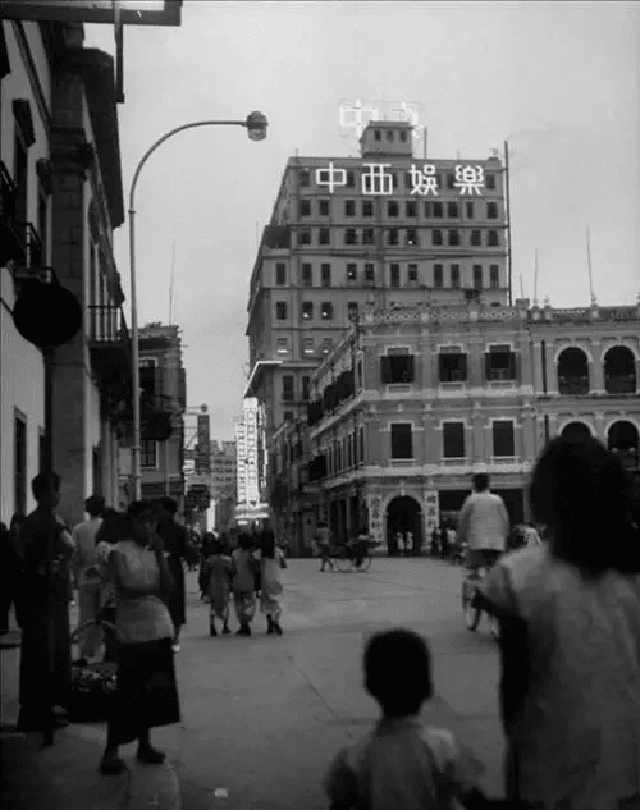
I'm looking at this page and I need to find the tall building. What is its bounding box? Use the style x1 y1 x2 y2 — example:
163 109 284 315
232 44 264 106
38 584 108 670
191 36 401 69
234 397 268 526
133 322 187 504
245 120 508 444
210 439 237 532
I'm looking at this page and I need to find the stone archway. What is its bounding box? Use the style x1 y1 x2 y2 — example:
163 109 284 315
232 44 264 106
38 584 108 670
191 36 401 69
608 420 640 472
561 421 592 441
604 346 636 394
386 495 422 557
557 347 590 395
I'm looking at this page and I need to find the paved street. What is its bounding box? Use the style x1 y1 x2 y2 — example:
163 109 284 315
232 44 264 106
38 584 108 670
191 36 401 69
149 558 504 809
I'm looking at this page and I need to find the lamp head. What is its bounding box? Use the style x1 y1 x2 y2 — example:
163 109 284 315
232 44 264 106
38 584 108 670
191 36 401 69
246 111 268 141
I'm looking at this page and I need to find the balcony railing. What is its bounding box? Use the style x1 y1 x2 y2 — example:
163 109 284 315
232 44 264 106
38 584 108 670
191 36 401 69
14 222 43 268
558 376 590 396
87 305 131 350
604 375 636 395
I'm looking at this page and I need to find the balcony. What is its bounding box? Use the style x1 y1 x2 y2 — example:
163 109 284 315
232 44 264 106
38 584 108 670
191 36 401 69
604 375 636 395
0 161 24 266
558 376 590 396
87 305 132 412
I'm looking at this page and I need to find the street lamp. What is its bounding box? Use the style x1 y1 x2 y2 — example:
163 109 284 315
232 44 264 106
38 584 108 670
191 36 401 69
129 112 268 501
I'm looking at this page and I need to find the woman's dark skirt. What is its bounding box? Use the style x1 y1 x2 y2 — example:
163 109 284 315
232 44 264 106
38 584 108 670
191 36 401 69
163 557 186 628
108 638 180 745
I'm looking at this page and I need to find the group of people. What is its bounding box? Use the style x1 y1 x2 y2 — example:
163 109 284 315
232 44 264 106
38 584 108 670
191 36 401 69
326 435 640 809
199 529 286 637
315 522 370 571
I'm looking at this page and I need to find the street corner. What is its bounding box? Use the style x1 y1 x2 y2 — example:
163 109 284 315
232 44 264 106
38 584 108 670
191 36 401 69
125 759 181 810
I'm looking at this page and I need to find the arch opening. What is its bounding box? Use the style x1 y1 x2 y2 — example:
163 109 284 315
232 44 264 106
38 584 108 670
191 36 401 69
604 346 636 394
386 495 422 557
557 347 590 395
608 420 639 472
561 421 592 441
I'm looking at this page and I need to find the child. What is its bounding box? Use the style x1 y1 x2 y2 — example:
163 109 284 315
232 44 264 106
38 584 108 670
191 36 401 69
230 534 257 637
259 529 284 635
324 629 490 810
206 539 232 636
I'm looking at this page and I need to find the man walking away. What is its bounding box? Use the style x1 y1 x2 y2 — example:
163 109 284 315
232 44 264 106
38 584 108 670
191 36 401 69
456 473 509 575
71 495 106 662
317 522 335 572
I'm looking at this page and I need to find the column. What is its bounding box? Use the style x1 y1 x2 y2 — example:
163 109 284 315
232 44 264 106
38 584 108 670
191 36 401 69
472 407 485 464
590 341 605 394
545 342 558 395
519 339 534 389
468 339 484 390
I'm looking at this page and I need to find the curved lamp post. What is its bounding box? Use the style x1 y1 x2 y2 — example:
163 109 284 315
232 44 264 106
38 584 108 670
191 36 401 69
129 112 268 501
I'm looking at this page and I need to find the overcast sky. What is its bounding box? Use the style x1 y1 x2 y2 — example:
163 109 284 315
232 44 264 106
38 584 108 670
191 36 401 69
84 0 639 440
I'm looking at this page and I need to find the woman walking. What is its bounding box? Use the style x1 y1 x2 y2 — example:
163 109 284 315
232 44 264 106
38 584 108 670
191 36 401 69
100 500 180 776
230 534 256 637
206 538 232 636
259 529 284 635
479 436 640 808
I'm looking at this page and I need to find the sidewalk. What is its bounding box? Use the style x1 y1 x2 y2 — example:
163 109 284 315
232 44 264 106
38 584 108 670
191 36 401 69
1 607 181 810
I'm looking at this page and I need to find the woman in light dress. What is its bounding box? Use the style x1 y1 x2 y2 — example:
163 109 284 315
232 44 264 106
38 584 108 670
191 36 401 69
259 529 284 635
479 436 640 809
206 538 232 636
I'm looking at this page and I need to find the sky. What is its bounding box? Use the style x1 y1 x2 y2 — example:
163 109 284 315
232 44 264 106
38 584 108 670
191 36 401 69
83 0 639 440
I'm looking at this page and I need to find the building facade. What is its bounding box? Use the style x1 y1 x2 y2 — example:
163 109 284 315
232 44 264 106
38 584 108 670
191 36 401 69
234 397 268 526
296 300 640 555
1 19 132 527
135 322 187 504
210 439 237 533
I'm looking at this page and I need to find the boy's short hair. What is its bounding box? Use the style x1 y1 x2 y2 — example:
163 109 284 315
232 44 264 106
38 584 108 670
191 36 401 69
473 473 489 492
364 629 433 717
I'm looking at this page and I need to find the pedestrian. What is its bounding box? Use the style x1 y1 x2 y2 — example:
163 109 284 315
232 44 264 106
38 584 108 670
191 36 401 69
71 495 106 662
155 496 196 653
478 436 640 807
0 514 24 633
317 522 335 572
230 533 257 637
439 523 450 559
394 531 404 557
207 538 232 636
456 474 509 575
100 500 179 776
259 528 284 635
199 532 216 601
17 472 75 732
324 628 487 809
94 509 127 664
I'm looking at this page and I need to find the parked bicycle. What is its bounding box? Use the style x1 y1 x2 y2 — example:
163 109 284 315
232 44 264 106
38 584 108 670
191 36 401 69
461 566 500 640
336 539 375 573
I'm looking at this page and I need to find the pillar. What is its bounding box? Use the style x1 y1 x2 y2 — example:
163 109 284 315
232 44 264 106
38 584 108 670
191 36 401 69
531 341 544 394
468 339 484 389
545 343 558 395
590 341 604 394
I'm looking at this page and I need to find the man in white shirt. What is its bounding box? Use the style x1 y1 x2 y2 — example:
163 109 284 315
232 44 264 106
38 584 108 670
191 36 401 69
72 495 105 661
456 474 509 574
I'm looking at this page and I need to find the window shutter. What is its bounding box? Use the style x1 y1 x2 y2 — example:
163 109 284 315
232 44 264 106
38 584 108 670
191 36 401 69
460 354 468 380
406 355 416 383
484 353 491 381
380 356 391 384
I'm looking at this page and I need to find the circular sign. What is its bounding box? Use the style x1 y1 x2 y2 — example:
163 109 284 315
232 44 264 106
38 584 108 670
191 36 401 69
12 281 82 348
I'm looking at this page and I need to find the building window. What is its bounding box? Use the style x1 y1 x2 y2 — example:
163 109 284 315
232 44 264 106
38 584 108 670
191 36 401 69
487 201 498 219
283 411 293 423
322 338 333 355
408 264 418 283
433 202 444 219
321 302 334 320
14 412 27 516
381 352 415 384
319 228 330 245
37 178 48 264
488 230 499 247
319 200 330 216
347 263 357 281
391 424 413 460
443 422 465 458
465 201 475 220
447 202 459 219
451 264 460 289
448 230 460 246
282 376 294 401
406 228 419 246
301 302 314 320
470 230 482 247
439 348 467 382
275 263 286 286
363 227 375 245
141 439 158 468
387 130 394 142
388 200 399 217
447 173 455 190
362 200 374 217
299 199 311 217
485 345 517 381
388 228 399 246
390 264 400 288
432 230 443 246
489 265 500 289
364 263 375 281
486 174 496 190
424 202 432 219
298 230 311 246
347 302 358 321
301 263 312 287
473 265 483 290
321 263 331 287
400 130 408 143
303 339 315 355
345 200 356 217
374 129 381 141
406 200 417 217
302 376 311 401
433 264 444 288
276 301 288 320
345 229 358 245
493 420 515 458
298 169 310 187
276 338 289 355
346 170 356 188
14 129 28 224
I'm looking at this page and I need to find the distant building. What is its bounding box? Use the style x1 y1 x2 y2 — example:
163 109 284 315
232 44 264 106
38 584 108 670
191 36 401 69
211 439 237 533
234 398 268 526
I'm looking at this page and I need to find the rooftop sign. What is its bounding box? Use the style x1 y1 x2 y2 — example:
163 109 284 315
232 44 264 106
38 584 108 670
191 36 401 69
315 161 487 196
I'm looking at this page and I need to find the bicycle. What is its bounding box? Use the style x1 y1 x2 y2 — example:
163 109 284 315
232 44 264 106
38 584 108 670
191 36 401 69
461 564 500 641
336 541 373 573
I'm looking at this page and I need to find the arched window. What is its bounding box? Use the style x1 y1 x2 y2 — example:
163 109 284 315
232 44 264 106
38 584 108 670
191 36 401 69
557 347 590 395
604 346 636 394
608 420 640 472
561 421 592 441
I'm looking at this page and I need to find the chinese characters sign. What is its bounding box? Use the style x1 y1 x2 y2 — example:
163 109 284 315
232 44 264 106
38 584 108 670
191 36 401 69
367 493 384 547
338 98 426 150
424 491 440 531
314 162 486 196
